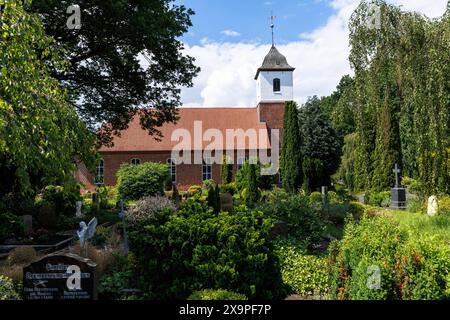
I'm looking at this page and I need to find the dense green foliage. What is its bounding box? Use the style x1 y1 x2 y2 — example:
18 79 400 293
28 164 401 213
299 96 341 192
128 199 286 299
275 238 329 296
0 213 23 243
206 185 221 214
258 189 323 248
0 0 97 197
38 185 81 215
188 289 247 300
30 0 199 145
116 162 169 201
333 0 450 194
329 213 450 300
280 101 303 192
235 160 275 193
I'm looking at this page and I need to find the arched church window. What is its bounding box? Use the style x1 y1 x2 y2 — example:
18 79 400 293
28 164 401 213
273 78 281 92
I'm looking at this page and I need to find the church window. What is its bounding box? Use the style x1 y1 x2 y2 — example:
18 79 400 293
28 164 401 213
130 158 141 165
273 78 281 92
202 158 212 181
167 158 176 183
94 159 104 185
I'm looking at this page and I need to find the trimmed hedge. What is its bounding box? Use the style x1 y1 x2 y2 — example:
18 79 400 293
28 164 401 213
116 162 169 201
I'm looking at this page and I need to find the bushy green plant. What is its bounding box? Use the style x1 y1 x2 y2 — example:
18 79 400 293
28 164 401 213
367 191 391 207
126 195 177 230
257 190 324 248
202 179 216 190
117 162 169 201
221 156 233 185
329 214 450 300
0 276 21 300
407 197 425 213
188 289 247 300
220 182 237 195
275 238 329 296
98 253 135 300
187 185 202 197
236 160 275 193
90 226 111 247
38 184 81 215
206 185 221 214
0 213 23 242
128 199 286 299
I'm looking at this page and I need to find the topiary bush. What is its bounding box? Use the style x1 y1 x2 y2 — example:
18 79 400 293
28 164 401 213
188 289 247 300
128 199 287 299
117 162 169 201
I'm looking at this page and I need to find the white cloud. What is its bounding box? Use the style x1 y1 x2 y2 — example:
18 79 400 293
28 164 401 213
221 30 241 37
181 0 448 107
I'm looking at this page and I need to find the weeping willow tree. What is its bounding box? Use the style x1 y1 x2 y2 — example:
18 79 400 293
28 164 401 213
348 0 449 194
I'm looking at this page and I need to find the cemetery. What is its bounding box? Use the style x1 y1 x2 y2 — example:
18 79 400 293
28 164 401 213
0 0 449 302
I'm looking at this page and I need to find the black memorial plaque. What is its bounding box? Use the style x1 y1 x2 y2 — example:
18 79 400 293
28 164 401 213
23 253 97 300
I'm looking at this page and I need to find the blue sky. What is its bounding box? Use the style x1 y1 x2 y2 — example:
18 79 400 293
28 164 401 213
176 0 448 107
178 0 334 46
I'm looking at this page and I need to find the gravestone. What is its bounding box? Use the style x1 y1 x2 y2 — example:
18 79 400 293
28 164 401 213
23 215 33 236
23 253 97 300
75 201 82 217
390 164 407 210
321 186 329 209
427 196 439 216
358 194 368 205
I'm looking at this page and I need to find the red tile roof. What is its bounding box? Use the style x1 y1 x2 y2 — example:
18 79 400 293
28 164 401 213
100 107 271 152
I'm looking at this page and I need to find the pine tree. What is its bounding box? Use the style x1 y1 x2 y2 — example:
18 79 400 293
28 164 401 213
280 101 303 193
214 185 221 214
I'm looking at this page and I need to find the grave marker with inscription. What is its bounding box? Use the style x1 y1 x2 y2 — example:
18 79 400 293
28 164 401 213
23 253 97 300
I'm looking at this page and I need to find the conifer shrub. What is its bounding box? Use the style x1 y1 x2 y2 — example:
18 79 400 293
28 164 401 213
128 199 286 299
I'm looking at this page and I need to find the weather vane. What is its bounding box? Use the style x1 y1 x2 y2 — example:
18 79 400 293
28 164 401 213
270 11 277 46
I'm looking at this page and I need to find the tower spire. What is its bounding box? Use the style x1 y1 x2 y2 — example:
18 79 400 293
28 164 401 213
270 12 276 46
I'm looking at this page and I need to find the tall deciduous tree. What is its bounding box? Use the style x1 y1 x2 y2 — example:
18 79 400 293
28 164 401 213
0 0 97 196
280 101 303 193
30 0 200 145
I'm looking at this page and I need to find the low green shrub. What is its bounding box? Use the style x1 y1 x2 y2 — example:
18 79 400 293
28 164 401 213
188 289 247 300
275 238 329 296
38 184 81 215
0 275 21 300
126 195 176 230
220 182 237 195
367 191 391 207
329 215 450 300
128 199 286 299
90 226 111 247
117 162 169 201
258 189 324 248
187 185 202 197
0 213 23 242
407 197 425 213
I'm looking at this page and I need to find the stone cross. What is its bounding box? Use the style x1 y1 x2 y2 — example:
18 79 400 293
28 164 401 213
393 164 401 187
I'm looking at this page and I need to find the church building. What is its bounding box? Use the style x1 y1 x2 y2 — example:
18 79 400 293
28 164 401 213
76 45 295 191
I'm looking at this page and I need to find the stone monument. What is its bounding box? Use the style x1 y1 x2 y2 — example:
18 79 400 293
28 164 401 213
23 253 97 300
390 164 407 210
427 196 439 216
75 201 82 217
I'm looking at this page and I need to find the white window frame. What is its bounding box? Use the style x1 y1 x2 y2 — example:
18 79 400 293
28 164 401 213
130 158 141 165
202 158 212 181
167 158 176 183
94 159 105 185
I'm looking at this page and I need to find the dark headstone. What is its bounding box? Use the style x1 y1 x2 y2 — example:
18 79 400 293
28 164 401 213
390 164 407 210
23 253 97 300
23 215 33 236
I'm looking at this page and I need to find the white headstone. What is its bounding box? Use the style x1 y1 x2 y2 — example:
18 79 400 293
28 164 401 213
75 201 82 217
427 196 439 216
